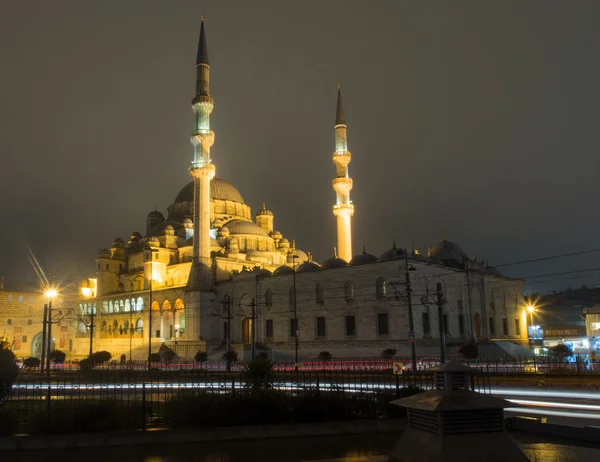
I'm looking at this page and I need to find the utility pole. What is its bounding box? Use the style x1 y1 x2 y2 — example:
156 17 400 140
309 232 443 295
404 251 418 375
437 282 446 363
292 254 299 371
226 295 232 372
250 298 256 360
40 304 47 373
46 296 53 378
88 305 95 358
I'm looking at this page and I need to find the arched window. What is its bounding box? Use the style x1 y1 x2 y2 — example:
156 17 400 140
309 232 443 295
316 283 324 305
136 319 143 334
7 295 12 302
102 301 108 313
79 304 84 315
137 297 144 311
18 295 24 303
344 281 354 302
101 321 107 332
93 303 96 314
265 289 273 307
376 278 387 299
289 286 295 306
113 320 119 332
109 301 114 313
131 298 136 311
113 301 119 313
162 300 172 313
78 322 87 334
174 298 184 310
120 300 125 312
123 319 129 333
125 299 131 312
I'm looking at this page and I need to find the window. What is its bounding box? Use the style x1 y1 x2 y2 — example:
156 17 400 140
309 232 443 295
102 301 108 313
18 295 24 303
155 329 160 338
7 295 12 302
489 317 495 336
422 312 431 335
265 289 273 307
502 318 508 336
265 320 273 338
315 283 324 305
515 319 521 336
290 318 297 338
377 313 389 335
27 319 32 325
137 297 144 311
345 315 356 336
136 319 143 334
344 281 354 302
289 287 295 306
457 300 463 312
443 314 449 335
22 335 28 343
105 263 109 270
458 314 465 336
29 296 33 303
316 317 326 337
376 278 387 299
7 319 12 325
592 322 600 329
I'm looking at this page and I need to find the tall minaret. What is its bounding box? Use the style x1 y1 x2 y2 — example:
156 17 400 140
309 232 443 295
332 84 354 262
188 17 215 287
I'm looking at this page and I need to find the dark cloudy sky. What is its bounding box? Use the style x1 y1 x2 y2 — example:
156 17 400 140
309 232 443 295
2 1 600 292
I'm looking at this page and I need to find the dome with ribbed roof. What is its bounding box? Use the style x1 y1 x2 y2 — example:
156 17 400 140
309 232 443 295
429 240 468 268
350 247 378 266
380 246 405 261
273 265 294 276
297 261 320 273
174 177 245 204
321 257 347 270
224 219 270 237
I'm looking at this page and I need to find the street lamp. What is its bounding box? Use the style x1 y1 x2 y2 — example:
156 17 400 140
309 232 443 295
45 288 57 378
526 304 536 346
292 252 299 371
80 282 96 358
404 250 418 376
147 248 159 371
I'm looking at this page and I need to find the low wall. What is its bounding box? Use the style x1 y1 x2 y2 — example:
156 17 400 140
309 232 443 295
506 416 600 443
0 419 406 452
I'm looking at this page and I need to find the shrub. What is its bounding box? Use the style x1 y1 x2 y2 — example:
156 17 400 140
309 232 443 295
79 358 95 371
256 352 269 360
120 354 126 364
318 351 332 362
149 352 161 363
381 348 397 360
549 343 573 361
222 350 238 363
23 357 41 369
194 351 208 363
459 342 479 360
0 340 18 400
90 351 112 365
49 349 66 364
243 357 274 393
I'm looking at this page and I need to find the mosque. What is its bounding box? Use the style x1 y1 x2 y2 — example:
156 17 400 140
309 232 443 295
72 20 527 361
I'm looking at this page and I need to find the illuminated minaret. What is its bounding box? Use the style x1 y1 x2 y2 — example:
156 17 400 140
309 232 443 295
332 84 354 262
189 17 215 287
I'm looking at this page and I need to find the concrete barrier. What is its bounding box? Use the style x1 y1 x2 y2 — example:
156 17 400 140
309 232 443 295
506 416 600 444
0 419 407 452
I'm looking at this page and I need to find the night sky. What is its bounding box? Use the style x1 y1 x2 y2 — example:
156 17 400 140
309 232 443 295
2 1 600 292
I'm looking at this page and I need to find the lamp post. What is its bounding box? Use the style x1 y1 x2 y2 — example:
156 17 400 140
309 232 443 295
126 276 143 363
147 248 159 371
404 250 418 375
292 253 299 371
526 304 538 373
81 283 96 358
45 288 57 378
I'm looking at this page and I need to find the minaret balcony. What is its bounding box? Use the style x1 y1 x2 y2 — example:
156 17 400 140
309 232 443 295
333 203 354 216
332 152 351 168
192 95 214 108
332 177 353 196
190 130 215 148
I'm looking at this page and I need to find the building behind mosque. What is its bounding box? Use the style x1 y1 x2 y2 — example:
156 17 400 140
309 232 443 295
71 20 527 362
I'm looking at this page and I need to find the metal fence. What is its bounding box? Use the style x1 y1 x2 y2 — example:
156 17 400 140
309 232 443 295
0 369 468 435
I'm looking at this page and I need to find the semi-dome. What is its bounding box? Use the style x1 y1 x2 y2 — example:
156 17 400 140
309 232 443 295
380 246 404 261
321 257 347 270
297 261 320 273
429 240 468 268
273 265 294 276
350 250 378 266
224 219 270 237
174 177 245 204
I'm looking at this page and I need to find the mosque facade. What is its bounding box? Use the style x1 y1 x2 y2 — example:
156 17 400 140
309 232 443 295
71 20 527 362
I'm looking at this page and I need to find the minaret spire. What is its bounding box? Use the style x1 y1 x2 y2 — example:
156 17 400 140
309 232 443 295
331 83 354 262
188 17 216 289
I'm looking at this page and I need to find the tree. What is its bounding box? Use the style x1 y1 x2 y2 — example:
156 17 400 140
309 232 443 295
194 351 208 363
222 350 238 363
318 351 332 362
149 353 161 363
23 357 41 369
381 348 397 360
90 351 112 365
49 349 66 364
549 343 573 361
243 356 274 393
459 342 479 360
0 339 18 400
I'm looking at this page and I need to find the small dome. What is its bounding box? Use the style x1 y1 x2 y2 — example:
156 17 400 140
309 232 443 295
98 248 111 258
256 203 274 217
429 240 468 268
112 238 125 248
147 210 164 219
350 248 378 266
273 265 294 276
165 225 175 236
380 246 405 261
297 261 321 273
321 257 347 270
271 230 282 240
218 226 230 237
131 232 142 240
225 219 270 237
245 250 261 258
279 238 290 248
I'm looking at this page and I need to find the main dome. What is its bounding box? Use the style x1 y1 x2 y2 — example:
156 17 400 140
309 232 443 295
174 177 246 204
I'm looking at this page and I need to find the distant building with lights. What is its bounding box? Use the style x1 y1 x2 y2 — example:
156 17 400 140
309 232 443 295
69 20 528 361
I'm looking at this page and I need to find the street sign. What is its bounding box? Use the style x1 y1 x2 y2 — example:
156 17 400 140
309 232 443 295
393 362 404 374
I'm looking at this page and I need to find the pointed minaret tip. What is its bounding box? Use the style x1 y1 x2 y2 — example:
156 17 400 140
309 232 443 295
335 83 346 125
196 17 209 66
